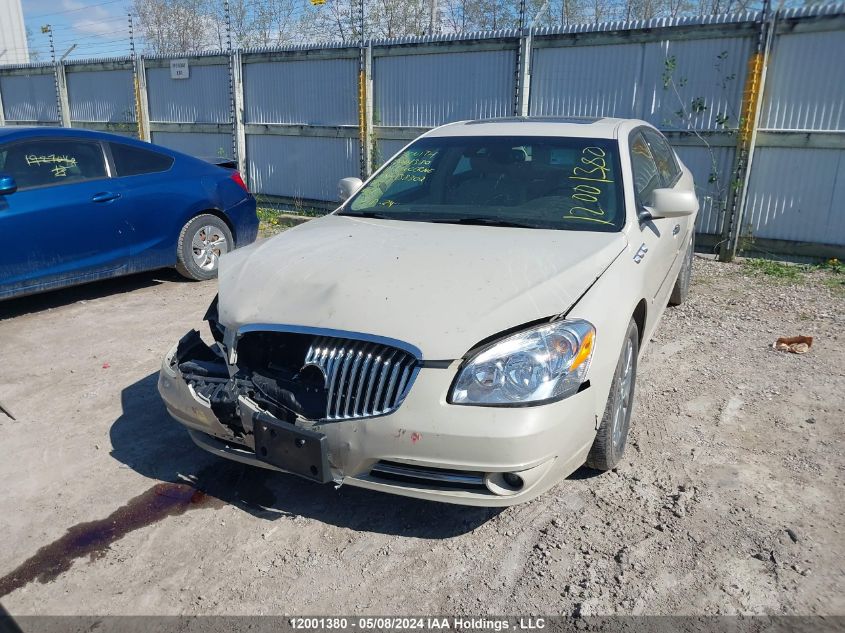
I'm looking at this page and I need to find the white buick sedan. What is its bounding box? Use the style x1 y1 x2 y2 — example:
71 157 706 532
158 117 698 506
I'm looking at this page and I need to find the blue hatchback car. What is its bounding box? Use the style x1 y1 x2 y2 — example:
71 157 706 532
0 127 258 300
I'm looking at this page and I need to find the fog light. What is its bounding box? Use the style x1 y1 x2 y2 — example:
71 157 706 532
503 472 524 489
484 471 526 496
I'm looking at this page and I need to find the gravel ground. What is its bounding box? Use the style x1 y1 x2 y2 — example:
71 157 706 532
0 256 842 616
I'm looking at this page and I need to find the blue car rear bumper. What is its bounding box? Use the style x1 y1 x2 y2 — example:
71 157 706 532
229 196 259 247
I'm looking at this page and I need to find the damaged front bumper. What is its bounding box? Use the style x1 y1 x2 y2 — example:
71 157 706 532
158 327 599 507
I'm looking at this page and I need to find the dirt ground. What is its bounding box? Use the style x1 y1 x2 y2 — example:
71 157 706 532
0 255 843 616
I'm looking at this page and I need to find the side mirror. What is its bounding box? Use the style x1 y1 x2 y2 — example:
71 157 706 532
337 177 363 203
645 188 699 220
0 173 17 196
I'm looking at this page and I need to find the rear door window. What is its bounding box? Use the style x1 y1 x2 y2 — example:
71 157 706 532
0 138 107 191
109 142 174 177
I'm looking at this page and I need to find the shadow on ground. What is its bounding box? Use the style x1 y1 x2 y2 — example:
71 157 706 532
0 269 185 321
568 465 604 480
110 372 501 538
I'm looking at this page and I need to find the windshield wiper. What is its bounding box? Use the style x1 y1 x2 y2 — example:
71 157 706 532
427 217 542 229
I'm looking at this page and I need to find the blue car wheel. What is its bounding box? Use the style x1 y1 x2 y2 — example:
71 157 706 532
175 213 234 281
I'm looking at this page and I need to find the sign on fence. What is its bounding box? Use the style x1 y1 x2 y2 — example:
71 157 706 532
170 59 190 80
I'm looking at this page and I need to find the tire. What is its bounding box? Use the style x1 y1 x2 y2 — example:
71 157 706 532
669 233 694 306
175 214 234 281
586 318 639 471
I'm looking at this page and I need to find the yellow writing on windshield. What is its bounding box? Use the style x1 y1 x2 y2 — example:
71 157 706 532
566 147 613 225
396 150 437 183
351 149 438 210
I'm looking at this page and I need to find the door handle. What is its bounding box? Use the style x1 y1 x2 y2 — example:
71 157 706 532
92 191 121 203
672 224 681 236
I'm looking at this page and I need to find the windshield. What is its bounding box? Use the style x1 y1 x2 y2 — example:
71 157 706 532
341 135 625 231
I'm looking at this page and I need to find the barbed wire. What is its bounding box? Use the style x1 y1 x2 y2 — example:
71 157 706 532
4 0 827 63
25 0 128 20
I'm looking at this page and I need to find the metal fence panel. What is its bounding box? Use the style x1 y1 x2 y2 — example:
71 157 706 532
247 134 359 201
375 49 516 127
375 139 408 168
146 64 230 123
151 131 233 158
673 144 737 236
244 58 358 125
0 73 58 122
530 43 645 118
742 146 845 245
641 36 752 130
531 36 751 131
67 68 135 123
760 29 845 130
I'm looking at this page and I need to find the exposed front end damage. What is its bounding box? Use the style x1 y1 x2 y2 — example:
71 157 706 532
161 326 337 483
158 306 600 506
159 299 424 487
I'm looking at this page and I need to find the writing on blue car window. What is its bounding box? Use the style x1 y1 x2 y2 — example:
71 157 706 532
0 139 106 190
25 154 78 178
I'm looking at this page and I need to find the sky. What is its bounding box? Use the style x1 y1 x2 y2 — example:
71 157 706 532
21 0 140 62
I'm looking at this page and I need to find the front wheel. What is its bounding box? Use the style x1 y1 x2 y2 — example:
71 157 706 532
586 318 639 471
175 214 233 281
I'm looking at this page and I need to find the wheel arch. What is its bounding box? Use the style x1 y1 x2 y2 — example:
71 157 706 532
565 253 651 424
632 298 647 350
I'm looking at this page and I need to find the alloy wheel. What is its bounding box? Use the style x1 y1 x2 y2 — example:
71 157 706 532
191 225 229 271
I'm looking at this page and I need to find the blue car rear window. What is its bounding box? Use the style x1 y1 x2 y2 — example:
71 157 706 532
109 142 174 177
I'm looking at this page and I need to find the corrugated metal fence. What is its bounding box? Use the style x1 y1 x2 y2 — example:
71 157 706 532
1 3 843 259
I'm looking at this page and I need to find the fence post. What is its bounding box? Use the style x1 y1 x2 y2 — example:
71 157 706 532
363 43 374 176
515 30 532 116
55 62 71 127
0 78 6 127
719 6 774 261
232 50 247 177
358 43 373 179
134 56 151 142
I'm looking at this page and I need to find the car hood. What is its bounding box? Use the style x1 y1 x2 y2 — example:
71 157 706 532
218 215 627 359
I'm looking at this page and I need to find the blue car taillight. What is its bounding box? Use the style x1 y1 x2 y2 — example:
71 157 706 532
230 171 249 193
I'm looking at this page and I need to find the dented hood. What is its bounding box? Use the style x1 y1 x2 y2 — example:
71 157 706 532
218 215 626 359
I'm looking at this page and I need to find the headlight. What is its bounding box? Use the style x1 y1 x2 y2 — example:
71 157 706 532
450 319 595 406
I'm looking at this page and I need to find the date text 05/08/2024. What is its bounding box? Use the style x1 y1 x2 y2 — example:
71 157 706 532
289 617 547 631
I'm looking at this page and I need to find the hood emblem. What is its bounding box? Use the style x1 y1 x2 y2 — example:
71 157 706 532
299 362 328 386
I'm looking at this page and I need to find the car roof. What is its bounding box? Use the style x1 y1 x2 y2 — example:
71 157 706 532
0 126 154 146
1 125 91 139
424 116 642 140
0 125 203 164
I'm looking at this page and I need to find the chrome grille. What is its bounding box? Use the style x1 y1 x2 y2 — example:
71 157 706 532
304 336 418 420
